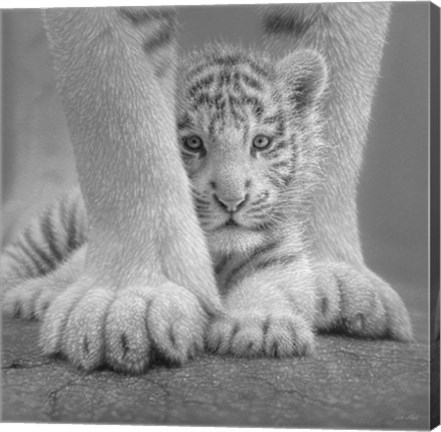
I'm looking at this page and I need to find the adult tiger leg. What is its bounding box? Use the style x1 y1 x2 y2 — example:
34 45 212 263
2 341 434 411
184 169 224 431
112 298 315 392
42 8 222 373
262 4 412 340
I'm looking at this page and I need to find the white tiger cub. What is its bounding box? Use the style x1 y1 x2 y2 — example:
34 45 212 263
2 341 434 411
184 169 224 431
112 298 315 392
2 42 411 363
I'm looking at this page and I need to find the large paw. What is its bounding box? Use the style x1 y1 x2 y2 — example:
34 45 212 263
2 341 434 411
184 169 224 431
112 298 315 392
40 279 207 373
207 308 314 358
315 262 413 341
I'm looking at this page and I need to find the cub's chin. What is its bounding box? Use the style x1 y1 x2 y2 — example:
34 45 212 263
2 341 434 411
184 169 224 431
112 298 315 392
206 226 266 257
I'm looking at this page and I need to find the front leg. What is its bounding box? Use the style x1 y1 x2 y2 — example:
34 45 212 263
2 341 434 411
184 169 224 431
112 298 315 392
41 8 222 373
207 256 317 357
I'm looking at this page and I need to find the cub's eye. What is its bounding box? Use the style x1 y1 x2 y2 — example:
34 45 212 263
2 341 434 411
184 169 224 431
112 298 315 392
252 135 272 150
183 135 204 152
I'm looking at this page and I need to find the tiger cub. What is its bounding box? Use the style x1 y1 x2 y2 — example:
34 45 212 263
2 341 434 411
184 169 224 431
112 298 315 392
3 44 329 357
178 45 327 356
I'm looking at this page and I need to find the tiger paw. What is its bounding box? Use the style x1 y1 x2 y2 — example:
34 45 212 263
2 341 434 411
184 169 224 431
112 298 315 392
315 262 413 341
206 308 315 357
40 278 208 373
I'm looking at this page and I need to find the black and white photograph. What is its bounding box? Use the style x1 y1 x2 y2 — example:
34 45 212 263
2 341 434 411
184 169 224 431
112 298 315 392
1 1 440 429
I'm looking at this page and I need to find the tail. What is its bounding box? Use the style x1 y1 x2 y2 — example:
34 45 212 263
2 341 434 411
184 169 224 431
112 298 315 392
1 187 88 289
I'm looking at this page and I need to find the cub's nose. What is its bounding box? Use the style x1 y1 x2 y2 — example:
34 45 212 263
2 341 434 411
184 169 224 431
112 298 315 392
213 193 248 213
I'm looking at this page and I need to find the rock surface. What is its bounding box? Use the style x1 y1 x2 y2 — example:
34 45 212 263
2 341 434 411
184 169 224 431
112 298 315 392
2 316 430 429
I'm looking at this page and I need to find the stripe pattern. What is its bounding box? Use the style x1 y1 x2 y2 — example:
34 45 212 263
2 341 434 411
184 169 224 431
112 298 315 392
2 189 87 282
214 237 302 294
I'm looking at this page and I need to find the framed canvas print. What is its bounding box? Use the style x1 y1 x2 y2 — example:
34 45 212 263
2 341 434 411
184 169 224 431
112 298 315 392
1 1 440 430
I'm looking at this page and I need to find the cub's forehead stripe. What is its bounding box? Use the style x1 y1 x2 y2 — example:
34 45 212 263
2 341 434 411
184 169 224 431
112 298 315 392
202 56 269 77
208 112 226 136
187 68 266 95
189 92 265 112
188 74 216 97
187 55 271 81
239 73 263 91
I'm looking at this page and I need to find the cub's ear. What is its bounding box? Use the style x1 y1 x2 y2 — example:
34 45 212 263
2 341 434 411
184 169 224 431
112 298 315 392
276 49 328 112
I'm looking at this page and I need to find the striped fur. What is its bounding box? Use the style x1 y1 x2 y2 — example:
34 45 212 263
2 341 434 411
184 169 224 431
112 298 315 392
1 188 87 292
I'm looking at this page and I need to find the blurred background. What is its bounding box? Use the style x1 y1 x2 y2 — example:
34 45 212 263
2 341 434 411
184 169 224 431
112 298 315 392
1 3 430 341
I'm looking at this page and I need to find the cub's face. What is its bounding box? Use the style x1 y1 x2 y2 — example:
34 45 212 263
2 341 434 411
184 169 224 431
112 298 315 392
178 52 296 255
177 46 327 255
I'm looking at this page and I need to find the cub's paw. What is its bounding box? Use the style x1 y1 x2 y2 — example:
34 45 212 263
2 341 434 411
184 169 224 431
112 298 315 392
315 262 413 341
40 279 207 373
207 308 314 358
